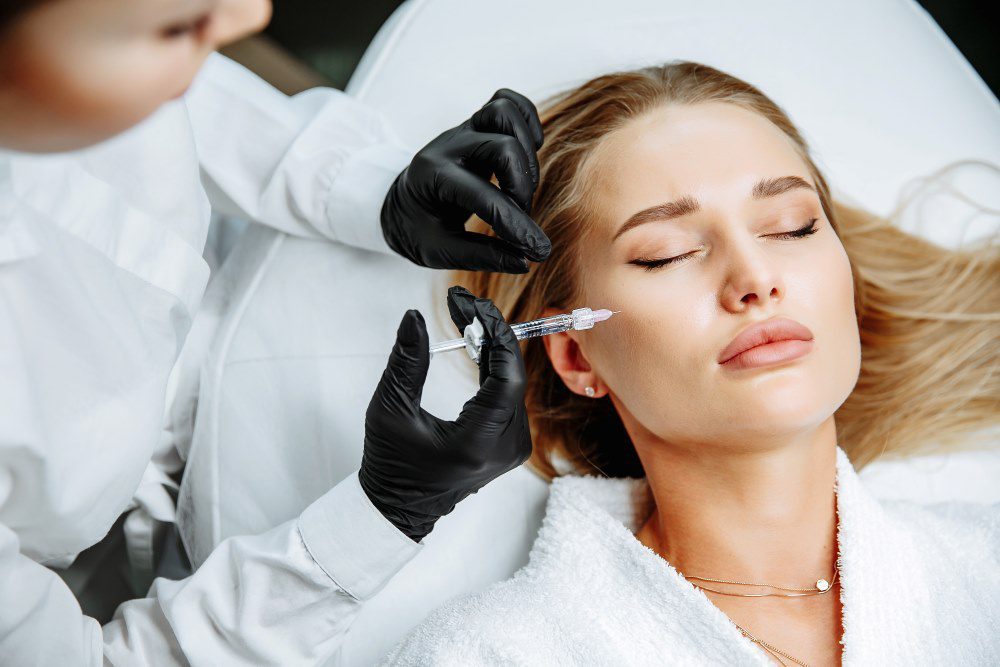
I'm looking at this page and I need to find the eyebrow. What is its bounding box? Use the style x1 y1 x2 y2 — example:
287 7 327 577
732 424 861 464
156 0 215 17
612 175 816 241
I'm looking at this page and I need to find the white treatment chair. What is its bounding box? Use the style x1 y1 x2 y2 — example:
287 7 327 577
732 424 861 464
171 1 1000 663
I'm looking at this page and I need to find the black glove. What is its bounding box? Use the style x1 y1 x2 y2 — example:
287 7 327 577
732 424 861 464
358 287 532 541
380 89 551 274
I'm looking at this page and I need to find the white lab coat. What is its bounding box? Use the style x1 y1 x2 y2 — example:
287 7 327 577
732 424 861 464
384 445 1000 665
0 53 426 664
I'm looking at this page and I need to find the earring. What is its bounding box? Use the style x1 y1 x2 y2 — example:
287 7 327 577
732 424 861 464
584 386 596 398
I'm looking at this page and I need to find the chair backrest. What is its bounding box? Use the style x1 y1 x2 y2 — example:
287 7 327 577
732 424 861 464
348 0 999 248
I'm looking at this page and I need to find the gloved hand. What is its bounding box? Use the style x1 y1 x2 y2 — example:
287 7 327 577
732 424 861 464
358 287 532 542
380 89 551 274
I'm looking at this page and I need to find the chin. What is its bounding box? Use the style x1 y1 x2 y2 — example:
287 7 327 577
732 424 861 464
732 381 827 422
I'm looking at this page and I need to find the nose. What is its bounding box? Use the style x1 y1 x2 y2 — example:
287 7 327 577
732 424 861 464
208 0 273 49
719 237 785 313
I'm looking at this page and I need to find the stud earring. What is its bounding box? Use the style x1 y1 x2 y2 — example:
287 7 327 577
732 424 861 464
584 386 596 398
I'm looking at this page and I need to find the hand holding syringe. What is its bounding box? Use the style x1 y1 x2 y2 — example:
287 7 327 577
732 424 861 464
430 307 617 362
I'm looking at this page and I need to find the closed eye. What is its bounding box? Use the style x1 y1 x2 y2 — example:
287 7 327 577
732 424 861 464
161 13 211 39
629 218 819 272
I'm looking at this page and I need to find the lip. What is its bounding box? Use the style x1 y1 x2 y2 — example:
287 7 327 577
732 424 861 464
718 317 814 368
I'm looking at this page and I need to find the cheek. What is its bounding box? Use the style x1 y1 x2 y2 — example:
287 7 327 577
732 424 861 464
8 36 202 148
795 234 858 350
580 270 711 418
809 236 862 398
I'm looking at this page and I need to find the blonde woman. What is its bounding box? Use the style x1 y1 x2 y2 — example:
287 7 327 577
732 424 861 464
383 62 999 666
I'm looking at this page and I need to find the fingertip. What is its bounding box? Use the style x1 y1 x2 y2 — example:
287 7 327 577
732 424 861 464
502 255 530 274
472 296 498 320
447 285 474 300
522 241 550 263
528 118 544 150
533 240 552 261
406 308 425 326
473 297 516 344
399 308 427 342
495 88 543 148
446 286 478 330
518 220 551 262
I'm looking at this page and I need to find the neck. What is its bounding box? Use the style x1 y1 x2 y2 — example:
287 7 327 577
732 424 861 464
634 418 839 583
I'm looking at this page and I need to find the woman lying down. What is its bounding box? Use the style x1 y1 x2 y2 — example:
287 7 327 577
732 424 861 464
383 62 1000 666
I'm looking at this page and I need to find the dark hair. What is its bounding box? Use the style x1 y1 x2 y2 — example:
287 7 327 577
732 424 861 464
0 1 47 31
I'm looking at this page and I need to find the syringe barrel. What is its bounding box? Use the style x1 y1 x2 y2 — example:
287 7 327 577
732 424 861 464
510 313 574 341
428 308 601 361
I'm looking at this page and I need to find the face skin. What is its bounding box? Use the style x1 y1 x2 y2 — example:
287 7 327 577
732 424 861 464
548 102 860 450
0 0 272 152
543 102 861 661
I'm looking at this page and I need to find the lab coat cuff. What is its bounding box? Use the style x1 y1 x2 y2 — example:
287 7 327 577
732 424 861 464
298 470 422 601
325 143 413 256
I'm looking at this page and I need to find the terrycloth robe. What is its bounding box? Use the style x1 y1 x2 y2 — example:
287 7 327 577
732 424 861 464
383 446 999 665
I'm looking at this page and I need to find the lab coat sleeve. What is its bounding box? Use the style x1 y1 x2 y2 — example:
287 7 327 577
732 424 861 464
185 53 414 254
0 472 422 665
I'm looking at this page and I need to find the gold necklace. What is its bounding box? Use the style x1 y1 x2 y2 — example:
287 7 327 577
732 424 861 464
733 622 815 667
679 558 842 667
686 562 840 597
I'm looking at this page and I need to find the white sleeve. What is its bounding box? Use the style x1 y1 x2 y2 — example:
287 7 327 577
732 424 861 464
0 472 422 665
185 53 414 254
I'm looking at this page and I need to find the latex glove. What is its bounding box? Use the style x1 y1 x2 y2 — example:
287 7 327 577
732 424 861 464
359 287 532 541
380 89 551 274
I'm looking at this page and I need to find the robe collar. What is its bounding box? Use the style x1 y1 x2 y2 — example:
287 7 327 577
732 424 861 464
527 445 968 664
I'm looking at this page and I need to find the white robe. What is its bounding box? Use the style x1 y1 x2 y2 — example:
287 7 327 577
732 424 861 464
383 446 1000 665
0 53 419 664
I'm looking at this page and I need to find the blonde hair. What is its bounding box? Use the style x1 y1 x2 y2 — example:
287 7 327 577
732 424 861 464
454 62 999 478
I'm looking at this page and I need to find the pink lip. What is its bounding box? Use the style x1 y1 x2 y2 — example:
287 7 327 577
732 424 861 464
718 317 814 369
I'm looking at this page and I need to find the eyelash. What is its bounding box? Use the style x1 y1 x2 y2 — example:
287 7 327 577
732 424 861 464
629 218 819 272
162 13 210 39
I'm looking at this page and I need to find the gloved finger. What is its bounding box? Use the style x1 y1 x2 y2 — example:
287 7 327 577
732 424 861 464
438 165 551 262
429 232 529 274
376 309 430 414
488 89 544 150
456 298 527 425
446 285 478 333
462 131 533 212
472 96 541 191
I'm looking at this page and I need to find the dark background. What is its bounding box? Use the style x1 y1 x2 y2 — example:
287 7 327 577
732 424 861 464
260 0 997 96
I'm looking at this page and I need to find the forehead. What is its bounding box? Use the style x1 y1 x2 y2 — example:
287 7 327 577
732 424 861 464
585 102 811 223
29 0 216 30
104 0 216 20
141 0 216 17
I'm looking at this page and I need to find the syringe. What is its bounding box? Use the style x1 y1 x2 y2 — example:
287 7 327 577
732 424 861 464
430 307 616 362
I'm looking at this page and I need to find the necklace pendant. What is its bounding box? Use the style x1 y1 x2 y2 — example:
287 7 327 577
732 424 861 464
816 578 830 592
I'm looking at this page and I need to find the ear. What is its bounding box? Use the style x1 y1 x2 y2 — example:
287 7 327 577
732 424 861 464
540 307 608 398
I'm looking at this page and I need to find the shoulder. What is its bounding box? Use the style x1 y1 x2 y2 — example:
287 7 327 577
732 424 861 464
380 570 559 665
880 498 999 568
882 497 999 540
382 474 654 665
